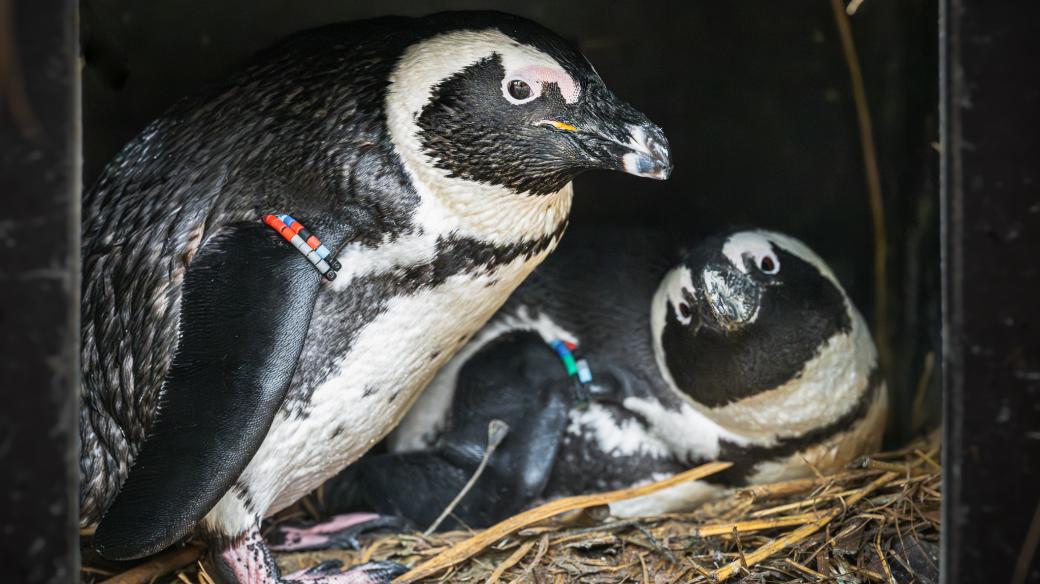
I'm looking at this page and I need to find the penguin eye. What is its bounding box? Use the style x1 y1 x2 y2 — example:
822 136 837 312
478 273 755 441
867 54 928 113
507 79 533 101
758 254 780 275
678 302 692 319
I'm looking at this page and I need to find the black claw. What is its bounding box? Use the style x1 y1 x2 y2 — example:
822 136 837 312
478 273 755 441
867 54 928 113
325 515 410 550
304 559 344 576
361 561 409 580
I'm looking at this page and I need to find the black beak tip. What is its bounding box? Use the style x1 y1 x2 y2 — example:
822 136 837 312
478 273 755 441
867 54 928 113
622 123 672 180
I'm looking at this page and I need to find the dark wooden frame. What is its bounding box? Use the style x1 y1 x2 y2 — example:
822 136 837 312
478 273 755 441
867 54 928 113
940 0 1040 582
0 1 80 583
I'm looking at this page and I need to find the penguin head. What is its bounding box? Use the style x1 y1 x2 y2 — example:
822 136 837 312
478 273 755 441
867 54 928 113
387 12 672 197
651 230 857 408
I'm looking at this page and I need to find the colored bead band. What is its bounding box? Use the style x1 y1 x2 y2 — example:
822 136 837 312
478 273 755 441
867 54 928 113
549 338 592 408
263 213 341 281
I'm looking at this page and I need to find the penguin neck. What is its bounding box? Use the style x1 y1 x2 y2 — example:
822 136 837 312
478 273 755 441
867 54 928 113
651 301 880 443
412 171 574 246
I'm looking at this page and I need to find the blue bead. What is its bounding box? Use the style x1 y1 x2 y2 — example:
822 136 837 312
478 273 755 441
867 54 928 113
576 359 593 383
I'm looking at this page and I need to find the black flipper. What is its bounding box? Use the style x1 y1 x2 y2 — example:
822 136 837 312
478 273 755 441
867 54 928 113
354 330 572 531
95 222 323 560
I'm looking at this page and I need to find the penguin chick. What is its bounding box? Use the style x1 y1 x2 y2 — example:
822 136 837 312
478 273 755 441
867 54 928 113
357 227 885 529
79 12 670 583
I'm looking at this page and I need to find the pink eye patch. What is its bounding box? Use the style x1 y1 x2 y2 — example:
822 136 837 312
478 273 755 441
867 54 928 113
512 65 579 103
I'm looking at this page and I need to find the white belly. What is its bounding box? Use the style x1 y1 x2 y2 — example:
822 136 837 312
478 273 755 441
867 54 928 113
201 250 553 534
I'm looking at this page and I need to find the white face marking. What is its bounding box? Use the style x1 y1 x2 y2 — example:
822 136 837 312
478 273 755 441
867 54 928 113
721 231 780 275
649 265 695 399
653 265 695 329
388 29 578 121
725 230 842 287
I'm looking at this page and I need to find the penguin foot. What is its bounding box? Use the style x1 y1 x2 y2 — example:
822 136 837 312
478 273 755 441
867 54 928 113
267 513 407 552
213 527 407 584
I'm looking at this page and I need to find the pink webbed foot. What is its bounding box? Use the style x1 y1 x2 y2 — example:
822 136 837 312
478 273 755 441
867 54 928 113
267 513 407 552
213 526 406 584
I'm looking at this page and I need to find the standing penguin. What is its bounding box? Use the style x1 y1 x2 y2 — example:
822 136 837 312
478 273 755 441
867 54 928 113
352 227 886 529
79 12 670 583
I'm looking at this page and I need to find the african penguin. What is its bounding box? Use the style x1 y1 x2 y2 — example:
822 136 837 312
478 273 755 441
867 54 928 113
348 227 886 529
78 12 670 583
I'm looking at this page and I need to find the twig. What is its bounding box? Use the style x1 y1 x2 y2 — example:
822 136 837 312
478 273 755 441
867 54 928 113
98 545 205 584
830 0 890 376
875 520 896 584
515 534 549 582
552 518 651 541
485 539 535 584
425 419 510 535
693 513 825 536
913 447 942 472
783 557 826 580
393 460 732 583
711 472 898 581
733 527 749 570
751 486 876 518
197 561 217 584
636 524 678 565
734 470 877 500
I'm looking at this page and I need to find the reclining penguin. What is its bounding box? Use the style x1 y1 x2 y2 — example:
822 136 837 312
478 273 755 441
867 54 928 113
344 227 887 529
78 12 671 583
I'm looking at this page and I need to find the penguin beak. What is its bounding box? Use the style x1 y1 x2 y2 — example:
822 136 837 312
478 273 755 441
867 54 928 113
547 85 672 179
613 122 673 180
697 260 763 332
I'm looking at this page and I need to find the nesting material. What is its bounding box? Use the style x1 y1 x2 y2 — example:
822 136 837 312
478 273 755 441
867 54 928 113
81 437 940 583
